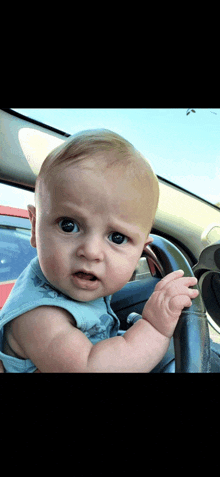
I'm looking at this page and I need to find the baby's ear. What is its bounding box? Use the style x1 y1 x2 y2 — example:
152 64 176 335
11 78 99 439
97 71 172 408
143 235 154 253
27 204 37 248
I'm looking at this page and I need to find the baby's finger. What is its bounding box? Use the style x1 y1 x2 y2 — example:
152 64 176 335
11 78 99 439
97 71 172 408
169 294 193 313
189 288 199 298
155 270 184 291
156 272 198 293
173 276 198 289
169 288 199 313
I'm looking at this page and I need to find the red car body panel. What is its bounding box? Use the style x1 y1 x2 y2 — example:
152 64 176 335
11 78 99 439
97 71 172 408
0 281 15 309
0 205 29 219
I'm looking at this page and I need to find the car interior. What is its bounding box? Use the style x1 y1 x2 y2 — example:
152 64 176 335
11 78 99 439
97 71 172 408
1 108 220 372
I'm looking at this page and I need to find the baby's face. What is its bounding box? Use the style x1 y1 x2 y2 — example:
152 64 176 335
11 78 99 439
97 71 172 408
29 156 156 302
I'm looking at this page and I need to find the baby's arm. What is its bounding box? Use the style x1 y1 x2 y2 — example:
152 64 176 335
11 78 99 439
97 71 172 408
10 270 198 373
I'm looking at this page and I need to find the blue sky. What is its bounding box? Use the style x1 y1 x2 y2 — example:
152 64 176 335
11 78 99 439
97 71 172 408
1 108 220 209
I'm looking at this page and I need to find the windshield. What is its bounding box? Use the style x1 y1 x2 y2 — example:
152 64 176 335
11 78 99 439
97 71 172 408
11 108 220 206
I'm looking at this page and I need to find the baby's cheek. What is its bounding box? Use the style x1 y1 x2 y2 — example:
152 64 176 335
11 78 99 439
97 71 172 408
112 264 136 288
39 253 62 283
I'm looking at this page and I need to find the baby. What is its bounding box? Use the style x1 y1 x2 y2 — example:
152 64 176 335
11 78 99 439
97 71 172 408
0 129 198 372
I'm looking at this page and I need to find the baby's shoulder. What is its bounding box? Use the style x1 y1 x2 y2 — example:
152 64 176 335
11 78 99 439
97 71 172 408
5 306 76 360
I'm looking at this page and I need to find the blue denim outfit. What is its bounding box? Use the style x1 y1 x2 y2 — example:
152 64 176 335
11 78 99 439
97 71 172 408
0 257 121 372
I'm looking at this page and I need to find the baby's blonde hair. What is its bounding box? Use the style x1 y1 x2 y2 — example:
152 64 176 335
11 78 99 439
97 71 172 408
36 129 141 187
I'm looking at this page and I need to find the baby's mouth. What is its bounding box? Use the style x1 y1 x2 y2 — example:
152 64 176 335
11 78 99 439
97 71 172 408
72 270 100 291
74 271 97 281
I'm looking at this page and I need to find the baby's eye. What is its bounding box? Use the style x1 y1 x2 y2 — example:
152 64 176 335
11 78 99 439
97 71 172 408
58 218 79 233
108 232 128 245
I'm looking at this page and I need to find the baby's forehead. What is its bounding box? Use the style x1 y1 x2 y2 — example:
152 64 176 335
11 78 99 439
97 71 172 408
46 155 151 193
36 150 158 209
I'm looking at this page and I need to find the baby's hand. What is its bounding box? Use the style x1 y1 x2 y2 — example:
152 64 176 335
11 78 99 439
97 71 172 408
142 270 199 338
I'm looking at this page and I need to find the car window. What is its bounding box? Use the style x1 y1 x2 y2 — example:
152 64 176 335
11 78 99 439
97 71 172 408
0 182 34 209
131 257 151 282
0 181 36 286
0 225 37 282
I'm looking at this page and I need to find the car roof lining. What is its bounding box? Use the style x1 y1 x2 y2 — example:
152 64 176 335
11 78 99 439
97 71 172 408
0 109 69 188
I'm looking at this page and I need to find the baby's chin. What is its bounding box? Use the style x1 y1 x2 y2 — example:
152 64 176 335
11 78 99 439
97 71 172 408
58 285 120 303
51 283 106 303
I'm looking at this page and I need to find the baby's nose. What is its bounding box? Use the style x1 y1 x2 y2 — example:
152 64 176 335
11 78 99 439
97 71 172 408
76 236 104 262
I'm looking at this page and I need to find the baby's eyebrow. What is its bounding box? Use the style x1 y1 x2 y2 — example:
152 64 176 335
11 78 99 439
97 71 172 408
109 219 144 241
52 203 85 218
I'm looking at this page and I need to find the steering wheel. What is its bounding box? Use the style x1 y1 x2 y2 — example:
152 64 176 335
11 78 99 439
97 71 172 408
143 234 210 372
